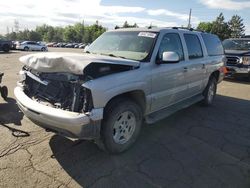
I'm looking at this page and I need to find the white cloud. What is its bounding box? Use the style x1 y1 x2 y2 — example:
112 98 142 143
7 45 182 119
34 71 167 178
200 0 250 10
0 0 192 34
147 9 200 25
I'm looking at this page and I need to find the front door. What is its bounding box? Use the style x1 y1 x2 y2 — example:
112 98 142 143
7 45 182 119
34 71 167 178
151 33 188 112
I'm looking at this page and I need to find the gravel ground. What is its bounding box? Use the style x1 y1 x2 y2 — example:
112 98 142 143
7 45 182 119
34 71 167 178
0 48 250 188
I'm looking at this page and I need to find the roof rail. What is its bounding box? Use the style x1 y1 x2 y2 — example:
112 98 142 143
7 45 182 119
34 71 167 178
170 27 205 32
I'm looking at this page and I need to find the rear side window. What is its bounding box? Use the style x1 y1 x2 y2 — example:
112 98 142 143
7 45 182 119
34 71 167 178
202 33 224 56
184 34 203 59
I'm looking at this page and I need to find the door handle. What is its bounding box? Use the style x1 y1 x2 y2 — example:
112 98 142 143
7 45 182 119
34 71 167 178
202 64 206 69
183 67 188 72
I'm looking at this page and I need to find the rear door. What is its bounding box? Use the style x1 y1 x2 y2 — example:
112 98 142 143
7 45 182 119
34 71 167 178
151 32 188 112
183 33 207 96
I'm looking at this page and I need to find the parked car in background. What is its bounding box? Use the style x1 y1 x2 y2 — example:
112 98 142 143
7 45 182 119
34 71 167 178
223 38 250 80
15 27 225 153
78 43 86 49
0 39 12 52
46 42 57 47
16 41 48 51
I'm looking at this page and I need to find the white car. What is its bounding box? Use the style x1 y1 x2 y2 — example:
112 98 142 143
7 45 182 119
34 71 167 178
16 41 48 51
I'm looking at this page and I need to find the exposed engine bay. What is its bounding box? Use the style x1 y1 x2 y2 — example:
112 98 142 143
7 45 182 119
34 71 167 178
22 62 134 113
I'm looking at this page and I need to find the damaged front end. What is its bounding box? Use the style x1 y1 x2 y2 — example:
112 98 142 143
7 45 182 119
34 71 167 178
21 66 93 113
15 52 139 139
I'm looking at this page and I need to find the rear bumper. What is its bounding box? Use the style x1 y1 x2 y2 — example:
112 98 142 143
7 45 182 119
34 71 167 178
14 86 103 139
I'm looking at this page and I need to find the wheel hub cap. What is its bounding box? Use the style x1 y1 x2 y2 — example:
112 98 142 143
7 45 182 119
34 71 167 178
113 111 136 144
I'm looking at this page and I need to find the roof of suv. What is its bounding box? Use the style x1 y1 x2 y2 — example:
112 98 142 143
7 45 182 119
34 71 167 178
110 27 206 34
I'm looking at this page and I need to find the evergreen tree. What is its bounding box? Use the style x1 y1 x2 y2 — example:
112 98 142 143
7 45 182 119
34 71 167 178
211 13 230 40
228 15 245 38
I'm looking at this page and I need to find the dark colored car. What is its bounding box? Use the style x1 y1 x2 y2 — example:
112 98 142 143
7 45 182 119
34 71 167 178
0 39 12 52
223 38 250 80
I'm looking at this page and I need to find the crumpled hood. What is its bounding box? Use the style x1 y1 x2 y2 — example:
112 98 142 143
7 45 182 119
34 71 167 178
19 52 140 75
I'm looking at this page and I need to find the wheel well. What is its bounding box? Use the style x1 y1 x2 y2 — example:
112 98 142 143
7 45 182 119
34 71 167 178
105 90 146 113
210 70 220 82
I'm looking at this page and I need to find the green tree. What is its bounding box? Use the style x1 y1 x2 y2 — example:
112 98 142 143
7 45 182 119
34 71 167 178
197 22 213 32
28 31 41 41
5 32 17 40
228 15 245 38
123 21 129 28
121 21 138 28
211 13 230 40
63 26 77 42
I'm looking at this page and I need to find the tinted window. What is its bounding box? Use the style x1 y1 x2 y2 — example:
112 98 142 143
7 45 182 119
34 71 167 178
184 34 203 59
158 33 184 61
202 33 224 56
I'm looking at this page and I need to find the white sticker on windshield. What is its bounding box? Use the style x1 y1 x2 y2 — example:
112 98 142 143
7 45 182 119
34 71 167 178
138 32 156 38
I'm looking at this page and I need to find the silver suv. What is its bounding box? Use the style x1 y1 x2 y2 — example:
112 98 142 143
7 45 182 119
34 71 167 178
15 28 225 153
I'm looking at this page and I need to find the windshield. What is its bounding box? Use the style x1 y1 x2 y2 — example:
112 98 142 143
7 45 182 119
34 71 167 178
87 31 158 61
222 39 250 51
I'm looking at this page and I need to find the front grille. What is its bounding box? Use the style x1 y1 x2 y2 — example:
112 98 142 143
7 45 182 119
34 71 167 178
226 56 241 66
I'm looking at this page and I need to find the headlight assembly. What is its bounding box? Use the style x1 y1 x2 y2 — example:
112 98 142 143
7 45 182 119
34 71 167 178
242 56 250 65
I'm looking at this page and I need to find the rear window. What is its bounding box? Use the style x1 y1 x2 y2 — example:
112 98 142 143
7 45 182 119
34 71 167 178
184 34 203 59
202 33 224 56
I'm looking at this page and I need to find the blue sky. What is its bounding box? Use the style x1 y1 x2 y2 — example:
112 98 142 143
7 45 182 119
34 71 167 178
0 0 249 34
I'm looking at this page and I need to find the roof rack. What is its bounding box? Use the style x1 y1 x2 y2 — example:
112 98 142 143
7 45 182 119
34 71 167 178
169 27 205 32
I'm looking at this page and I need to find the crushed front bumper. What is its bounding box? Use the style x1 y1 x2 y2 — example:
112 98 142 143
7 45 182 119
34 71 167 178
14 86 103 139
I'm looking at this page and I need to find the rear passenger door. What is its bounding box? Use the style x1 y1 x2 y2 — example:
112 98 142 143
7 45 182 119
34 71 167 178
183 34 207 96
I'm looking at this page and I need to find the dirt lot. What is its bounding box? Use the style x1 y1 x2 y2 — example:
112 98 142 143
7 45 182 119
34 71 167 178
0 48 250 188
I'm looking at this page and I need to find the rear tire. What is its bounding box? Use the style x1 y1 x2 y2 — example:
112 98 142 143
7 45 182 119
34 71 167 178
203 77 217 106
98 97 142 154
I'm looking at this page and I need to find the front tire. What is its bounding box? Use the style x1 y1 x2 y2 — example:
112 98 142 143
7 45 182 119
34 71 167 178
203 77 217 106
24 47 29 51
99 98 142 154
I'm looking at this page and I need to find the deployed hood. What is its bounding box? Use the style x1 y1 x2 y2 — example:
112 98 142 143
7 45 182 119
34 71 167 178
19 52 140 75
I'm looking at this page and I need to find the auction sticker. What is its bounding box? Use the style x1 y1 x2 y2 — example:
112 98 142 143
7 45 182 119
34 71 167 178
138 32 156 38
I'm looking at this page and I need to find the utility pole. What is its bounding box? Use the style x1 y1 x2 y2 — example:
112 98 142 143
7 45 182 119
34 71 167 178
14 20 19 33
188 9 192 29
6 26 9 34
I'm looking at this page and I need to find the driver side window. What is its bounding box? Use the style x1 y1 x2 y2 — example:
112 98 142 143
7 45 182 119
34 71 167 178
158 33 184 61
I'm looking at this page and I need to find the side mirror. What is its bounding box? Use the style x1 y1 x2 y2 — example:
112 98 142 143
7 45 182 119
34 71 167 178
158 51 180 64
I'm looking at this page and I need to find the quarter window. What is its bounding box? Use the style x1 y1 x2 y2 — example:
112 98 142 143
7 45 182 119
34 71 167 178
158 33 184 61
184 34 203 59
202 33 224 56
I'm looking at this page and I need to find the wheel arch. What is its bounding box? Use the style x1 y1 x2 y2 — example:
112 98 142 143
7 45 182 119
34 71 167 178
210 70 220 82
104 90 146 114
